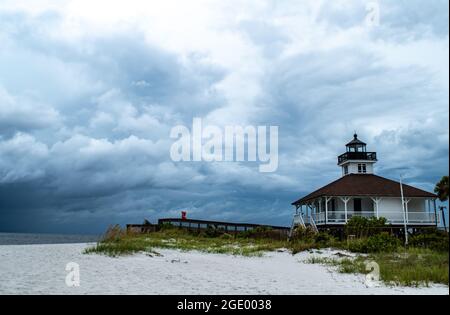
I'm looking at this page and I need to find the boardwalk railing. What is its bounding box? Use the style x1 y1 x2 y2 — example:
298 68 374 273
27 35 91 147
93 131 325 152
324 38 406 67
157 218 290 233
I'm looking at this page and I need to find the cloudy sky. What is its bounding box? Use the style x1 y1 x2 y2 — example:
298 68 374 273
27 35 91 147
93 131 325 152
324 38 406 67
0 0 448 234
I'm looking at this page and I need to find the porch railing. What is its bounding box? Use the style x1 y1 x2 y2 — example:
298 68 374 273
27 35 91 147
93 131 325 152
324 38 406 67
302 210 438 225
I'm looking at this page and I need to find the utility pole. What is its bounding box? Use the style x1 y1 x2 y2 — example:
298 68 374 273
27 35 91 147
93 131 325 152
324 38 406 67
400 175 408 245
439 206 447 232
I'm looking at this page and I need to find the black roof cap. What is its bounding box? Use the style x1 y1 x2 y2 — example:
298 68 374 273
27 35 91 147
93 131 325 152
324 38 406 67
346 133 366 146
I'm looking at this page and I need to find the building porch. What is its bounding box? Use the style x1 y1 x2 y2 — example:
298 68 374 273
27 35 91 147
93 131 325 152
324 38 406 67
293 196 439 227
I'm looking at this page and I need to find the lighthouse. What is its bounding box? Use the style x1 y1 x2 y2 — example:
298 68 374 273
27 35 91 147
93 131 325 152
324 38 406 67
337 133 377 176
291 134 438 230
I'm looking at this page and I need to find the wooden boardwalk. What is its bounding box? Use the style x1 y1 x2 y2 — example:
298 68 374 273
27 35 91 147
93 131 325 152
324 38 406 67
127 218 290 236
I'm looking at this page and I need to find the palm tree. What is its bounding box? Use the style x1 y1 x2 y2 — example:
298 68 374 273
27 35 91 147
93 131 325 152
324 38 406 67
434 176 449 202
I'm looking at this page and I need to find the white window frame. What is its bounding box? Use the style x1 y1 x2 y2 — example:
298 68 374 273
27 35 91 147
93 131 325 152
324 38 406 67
344 165 349 175
358 163 367 173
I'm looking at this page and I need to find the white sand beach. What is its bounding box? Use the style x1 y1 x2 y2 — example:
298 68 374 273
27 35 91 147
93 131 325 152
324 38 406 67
0 243 448 295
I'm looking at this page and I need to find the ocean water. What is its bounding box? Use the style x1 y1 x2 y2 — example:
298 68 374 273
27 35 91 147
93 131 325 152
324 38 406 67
0 232 100 245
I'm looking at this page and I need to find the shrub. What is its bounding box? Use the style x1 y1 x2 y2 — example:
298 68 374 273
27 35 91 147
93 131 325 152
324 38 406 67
345 216 389 238
410 230 449 252
288 228 338 253
314 232 336 246
291 226 317 242
237 226 285 240
348 233 400 253
347 238 368 253
345 216 369 238
290 241 317 254
366 233 401 253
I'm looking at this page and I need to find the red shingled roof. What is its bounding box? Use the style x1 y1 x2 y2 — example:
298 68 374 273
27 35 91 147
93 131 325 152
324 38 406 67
292 174 437 205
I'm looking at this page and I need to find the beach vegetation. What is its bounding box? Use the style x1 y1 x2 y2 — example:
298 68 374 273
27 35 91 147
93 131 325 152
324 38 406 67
307 248 448 286
84 222 448 287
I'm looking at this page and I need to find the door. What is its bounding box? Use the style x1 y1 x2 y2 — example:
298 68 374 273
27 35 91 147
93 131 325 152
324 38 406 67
354 198 362 212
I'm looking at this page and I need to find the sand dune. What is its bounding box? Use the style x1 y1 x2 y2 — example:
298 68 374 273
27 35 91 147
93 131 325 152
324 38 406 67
0 244 447 295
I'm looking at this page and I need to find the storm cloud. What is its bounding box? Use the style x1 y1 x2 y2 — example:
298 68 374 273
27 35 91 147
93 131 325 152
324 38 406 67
0 0 448 233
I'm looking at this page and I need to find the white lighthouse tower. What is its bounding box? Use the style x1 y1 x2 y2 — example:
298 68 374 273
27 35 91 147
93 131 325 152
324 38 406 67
337 133 377 176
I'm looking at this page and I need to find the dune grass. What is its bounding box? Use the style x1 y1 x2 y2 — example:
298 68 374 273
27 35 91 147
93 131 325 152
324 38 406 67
373 248 448 286
84 226 288 257
306 248 449 286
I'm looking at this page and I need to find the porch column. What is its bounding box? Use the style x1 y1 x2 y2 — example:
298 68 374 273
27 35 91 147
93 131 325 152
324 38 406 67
344 198 348 224
295 204 300 215
404 198 411 223
339 197 350 223
314 201 319 223
318 198 322 216
371 197 382 219
325 197 332 224
433 199 438 226
427 199 431 223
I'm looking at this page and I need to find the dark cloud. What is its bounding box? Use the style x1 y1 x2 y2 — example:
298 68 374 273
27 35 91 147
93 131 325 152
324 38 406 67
0 2 448 233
